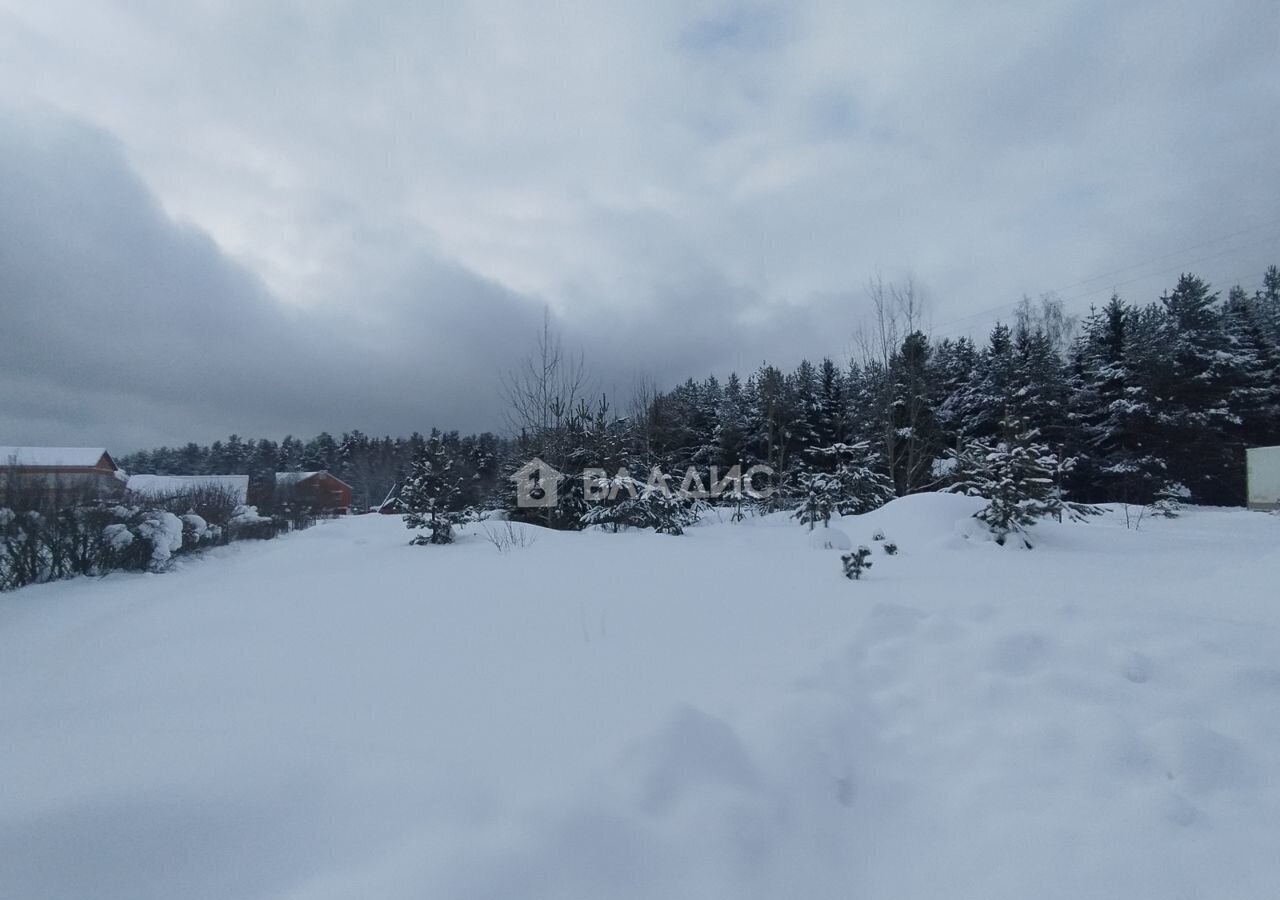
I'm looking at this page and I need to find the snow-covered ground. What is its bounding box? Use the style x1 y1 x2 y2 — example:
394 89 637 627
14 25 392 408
3 496 1279 899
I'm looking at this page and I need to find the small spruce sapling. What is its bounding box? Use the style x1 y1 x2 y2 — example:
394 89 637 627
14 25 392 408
948 417 1098 548
402 432 471 545
793 472 838 531
841 546 873 580
882 541 898 555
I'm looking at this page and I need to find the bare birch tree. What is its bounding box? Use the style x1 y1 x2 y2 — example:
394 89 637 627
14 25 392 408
853 275 934 495
501 306 590 440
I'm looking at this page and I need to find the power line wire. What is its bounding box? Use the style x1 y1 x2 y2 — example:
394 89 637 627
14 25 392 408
927 215 1280 341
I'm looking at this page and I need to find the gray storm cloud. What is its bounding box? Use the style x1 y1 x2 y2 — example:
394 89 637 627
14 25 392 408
1 0 1278 448
0 108 832 449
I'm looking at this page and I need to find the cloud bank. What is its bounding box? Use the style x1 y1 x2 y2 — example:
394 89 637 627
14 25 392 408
1 0 1277 448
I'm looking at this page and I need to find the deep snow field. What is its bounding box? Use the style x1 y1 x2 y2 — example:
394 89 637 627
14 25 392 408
2 495 1279 899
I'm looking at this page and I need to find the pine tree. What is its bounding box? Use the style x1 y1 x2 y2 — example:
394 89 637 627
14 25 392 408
949 419 1089 548
1152 274 1238 504
1011 322 1069 442
816 358 849 448
1257 265 1280 344
786 360 823 463
888 331 941 494
1224 286 1280 448
793 472 839 530
402 431 471 545
933 337 978 450
582 467 695 535
959 323 1018 442
1066 297 1167 504
806 442 894 515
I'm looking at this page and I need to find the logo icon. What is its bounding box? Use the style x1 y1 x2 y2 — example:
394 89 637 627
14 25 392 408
511 458 564 508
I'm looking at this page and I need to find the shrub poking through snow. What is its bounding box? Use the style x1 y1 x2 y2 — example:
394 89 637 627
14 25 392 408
482 521 536 552
872 529 886 541
883 541 899 555
841 546 873 580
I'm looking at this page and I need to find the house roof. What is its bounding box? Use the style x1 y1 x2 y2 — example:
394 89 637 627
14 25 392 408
275 471 321 485
0 446 115 469
126 474 249 504
275 470 353 490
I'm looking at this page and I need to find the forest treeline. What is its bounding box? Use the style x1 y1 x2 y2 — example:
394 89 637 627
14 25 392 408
120 267 1280 516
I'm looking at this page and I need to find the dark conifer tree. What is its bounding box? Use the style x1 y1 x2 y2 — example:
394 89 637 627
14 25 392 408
402 430 471 545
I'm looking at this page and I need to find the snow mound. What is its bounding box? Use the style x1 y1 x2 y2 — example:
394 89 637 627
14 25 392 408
806 527 852 551
837 491 986 549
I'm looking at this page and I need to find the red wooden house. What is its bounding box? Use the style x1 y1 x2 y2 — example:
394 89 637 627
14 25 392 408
1 446 127 507
274 471 353 515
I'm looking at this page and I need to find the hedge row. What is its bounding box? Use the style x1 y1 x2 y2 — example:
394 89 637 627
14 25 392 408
0 498 315 593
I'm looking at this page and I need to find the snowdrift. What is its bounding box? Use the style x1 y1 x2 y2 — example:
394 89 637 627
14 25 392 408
2 503 1279 899
834 491 988 550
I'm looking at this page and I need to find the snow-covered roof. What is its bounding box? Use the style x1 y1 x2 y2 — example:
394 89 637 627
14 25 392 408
275 470 353 490
126 474 249 504
0 446 114 468
275 471 322 485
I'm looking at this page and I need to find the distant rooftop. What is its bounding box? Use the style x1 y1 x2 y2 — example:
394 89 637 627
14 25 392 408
0 447 114 468
275 471 322 485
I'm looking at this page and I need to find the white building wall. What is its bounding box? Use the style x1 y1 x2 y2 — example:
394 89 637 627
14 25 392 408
1246 446 1280 510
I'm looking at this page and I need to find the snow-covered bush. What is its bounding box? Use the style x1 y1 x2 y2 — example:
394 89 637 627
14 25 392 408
122 484 241 529
181 514 210 544
1 495 310 592
226 505 282 541
134 511 184 570
102 523 133 551
230 505 270 525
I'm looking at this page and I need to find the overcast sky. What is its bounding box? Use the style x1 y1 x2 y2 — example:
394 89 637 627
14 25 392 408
2 0 1278 451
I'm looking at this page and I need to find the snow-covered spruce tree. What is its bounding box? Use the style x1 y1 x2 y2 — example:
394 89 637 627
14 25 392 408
948 420 1094 548
581 471 649 532
402 431 471 545
645 477 700 535
1150 274 1241 505
582 468 698 535
806 442 894 515
1064 295 1167 505
793 472 839 530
